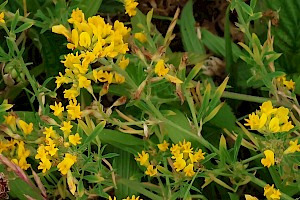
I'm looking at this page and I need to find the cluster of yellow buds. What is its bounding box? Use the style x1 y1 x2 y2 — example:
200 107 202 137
276 75 295 91
135 140 205 178
170 140 205 177
35 121 81 174
244 101 294 134
0 114 33 170
109 195 142 200
52 8 130 102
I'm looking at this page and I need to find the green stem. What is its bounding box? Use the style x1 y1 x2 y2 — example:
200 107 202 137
241 152 263 164
222 91 275 104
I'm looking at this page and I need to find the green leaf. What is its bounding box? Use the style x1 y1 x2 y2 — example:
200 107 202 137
228 192 239 200
0 0 8 10
233 132 243 162
83 175 104 183
79 121 105 151
184 63 202 85
70 0 102 18
98 129 144 154
240 1 253 16
202 29 242 61
11 10 20 32
112 147 140 199
180 0 205 54
14 22 34 33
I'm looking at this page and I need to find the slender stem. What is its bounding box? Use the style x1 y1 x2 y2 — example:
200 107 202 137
241 152 263 164
222 91 274 104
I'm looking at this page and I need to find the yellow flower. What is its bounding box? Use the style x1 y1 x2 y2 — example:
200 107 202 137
43 126 58 139
283 79 295 90
173 154 186 172
145 165 157 177
69 133 82 146
68 8 85 24
281 121 294 132
0 12 5 23
118 56 129 70
109 197 117 200
245 194 258 200
78 75 91 88
60 121 73 136
135 151 149 166
4 114 17 130
12 141 31 170
123 195 142 200
79 32 91 48
50 102 64 117
180 140 193 154
114 73 125 84
183 164 195 177
57 153 77 175
12 157 31 170
67 100 82 120
260 101 276 116
55 72 71 89
261 150 275 168
45 139 58 156
244 112 267 130
38 157 51 173
35 145 48 160
284 139 300 154
124 0 139 17
157 140 169 152
93 70 113 83
154 59 169 77
189 149 205 163
64 88 79 100
134 32 147 43
264 184 281 200
275 107 289 124
18 120 33 135
268 117 280 133
52 24 71 40
170 144 181 158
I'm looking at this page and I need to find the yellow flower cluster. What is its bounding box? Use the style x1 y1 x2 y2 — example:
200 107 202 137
52 8 130 103
264 184 281 200
1 114 33 170
124 0 139 17
170 140 205 177
109 195 142 200
244 101 294 134
35 121 81 174
276 75 295 90
135 140 205 178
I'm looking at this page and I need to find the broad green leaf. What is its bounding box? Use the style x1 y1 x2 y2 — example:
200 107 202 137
180 0 205 54
70 0 102 18
202 29 242 61
99 129 144 154
113 147 139 199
